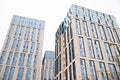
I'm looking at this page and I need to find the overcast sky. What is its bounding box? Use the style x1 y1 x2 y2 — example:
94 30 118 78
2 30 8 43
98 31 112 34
1 0 120 57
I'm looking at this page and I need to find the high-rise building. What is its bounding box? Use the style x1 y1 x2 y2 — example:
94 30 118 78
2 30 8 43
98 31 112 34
55 4 120 80
41 51 55 80
0 15 45 80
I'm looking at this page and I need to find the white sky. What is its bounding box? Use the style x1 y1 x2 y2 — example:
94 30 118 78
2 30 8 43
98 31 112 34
1 0 120 57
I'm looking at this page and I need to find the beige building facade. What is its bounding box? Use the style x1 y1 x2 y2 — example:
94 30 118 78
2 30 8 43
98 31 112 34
0 15 45 80
55 4 120 80
41 51 55 80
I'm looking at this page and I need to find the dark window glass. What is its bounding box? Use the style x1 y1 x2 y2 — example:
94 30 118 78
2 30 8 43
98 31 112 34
69 65 72 80
73 62 76 80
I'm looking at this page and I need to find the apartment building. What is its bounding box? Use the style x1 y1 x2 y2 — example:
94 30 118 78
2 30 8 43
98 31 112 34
0 15 45 80
55 4 120 80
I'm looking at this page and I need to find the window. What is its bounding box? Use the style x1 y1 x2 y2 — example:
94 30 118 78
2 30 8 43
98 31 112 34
89 61 97 80
73 62 76 80
94 40 103 59
48 70 51 80
8 67 15 80
80 59 87 80
6 52 13 65
17 67 24 80
65 69 68 80
11 39 17 50
34 55 38 68
98 25 107 40
27 54 32 67
113 45 120 61
107 28 114 42
0 51 6 64
25 27 30 40
64 32 66 47
19 53 25 66
71 40 75 60
104 43 113 62
19 26 24 39
37 29 40 42
5 38 10 49
2 66 10 80
12 52 18 65
70 24 73 39
113 29 120 43
30 42 35 53
59 38 61 52
31 28 36 41
8 25 14 37
88 39 95 58
14 26 20 38
23 41 29 52
91 23 98 38
16 40 21 51
0 65 2 72
79 37 86 57
83 21 89 36
65 48 68 67
108 64 119 80
99 62 108 80
26 68 31 80
32 69 36 80
67 27 70 42
69 65 72 80
36 43 40 54
76 19 81 35
43 70 47 80
58 54 61 72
